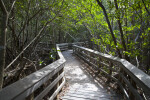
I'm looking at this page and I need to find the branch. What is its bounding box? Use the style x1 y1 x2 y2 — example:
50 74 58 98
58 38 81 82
141 0 150 15
28 9 42 21
136 56 140 68
0 0 8 14
5 10 61 71
8 0 16 15
5 0 65 71
18 9 42 36
83 23 93 37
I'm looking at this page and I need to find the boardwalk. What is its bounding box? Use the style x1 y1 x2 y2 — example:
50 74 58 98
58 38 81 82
60 50 120 100
0 43 149 100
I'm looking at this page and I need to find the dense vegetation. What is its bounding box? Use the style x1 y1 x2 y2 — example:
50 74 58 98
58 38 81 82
0 0 149 89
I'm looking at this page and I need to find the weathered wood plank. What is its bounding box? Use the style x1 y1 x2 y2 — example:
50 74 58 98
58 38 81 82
76 51 118 82
73 45 150 99
0 44 67 100
34 72 64 100
0 60 65 100
49 78 65 100
73 45 150 88
117 82 130 100
60 50 120 100
119 73 142 100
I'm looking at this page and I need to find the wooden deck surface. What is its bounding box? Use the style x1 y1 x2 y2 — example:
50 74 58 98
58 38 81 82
59 50 120 100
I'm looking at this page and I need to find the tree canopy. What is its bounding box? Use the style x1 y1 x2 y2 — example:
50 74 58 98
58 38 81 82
0 0 150 89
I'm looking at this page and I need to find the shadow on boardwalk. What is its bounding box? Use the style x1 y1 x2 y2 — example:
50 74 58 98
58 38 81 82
59 50 121 100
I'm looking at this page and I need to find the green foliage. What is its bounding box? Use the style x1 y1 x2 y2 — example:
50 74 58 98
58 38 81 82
39 60 44 66
4 0 150 74
49 48 57 60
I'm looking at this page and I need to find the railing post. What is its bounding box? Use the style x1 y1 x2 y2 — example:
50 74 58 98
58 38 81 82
98 56 102 68
94 56 100 76
118 68 129 99
96 56 102 77
56 71 60 100
129 77 136 100
73 44 150 100
107 62 113 83
68 43 72 49
73 45 75 53
51 72 59 100
26 93 34 100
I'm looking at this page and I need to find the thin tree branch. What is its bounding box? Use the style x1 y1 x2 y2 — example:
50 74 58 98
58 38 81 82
5 0 65 71
141 0 150 15
0 0 8 14
8 0 16 15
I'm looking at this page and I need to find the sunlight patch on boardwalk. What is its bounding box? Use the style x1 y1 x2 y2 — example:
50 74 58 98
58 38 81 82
59 50 120 100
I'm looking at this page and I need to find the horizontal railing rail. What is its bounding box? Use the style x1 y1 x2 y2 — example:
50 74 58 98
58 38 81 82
58 42 88 51
73 45 150 100
0 42 88 100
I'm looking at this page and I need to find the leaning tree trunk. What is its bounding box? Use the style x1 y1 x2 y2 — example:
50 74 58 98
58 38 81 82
96 0 122 58
114 0 130 61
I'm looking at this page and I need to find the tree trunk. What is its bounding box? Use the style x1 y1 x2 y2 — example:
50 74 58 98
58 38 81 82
0 14 8 89
114 0 130 61
96 0 122 58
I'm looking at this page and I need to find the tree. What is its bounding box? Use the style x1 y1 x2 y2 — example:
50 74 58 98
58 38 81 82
96 0 122 58
0 0 16 89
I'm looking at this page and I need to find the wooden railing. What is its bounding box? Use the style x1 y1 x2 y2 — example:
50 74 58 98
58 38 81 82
0 44 65 100
58 42 88 51
0 42 87 100
73 45 150 100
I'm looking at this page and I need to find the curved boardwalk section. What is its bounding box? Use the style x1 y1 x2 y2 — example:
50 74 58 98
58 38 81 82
60 50 119 100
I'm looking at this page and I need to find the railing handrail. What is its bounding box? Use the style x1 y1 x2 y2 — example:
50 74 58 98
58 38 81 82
73 45 150 89
0 43 67 100
73 45 150 99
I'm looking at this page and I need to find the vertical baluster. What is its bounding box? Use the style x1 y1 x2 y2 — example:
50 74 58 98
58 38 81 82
55 71 60 100
26 93 34 100
119 69 129 99
118 67 125 98
129 76 137 100
76 47 78 54
73 46 75 53
107 62 113 83
98 56 102 76
78 48 80 55
95 56 100 76
51 71 59 100
89 52 91 62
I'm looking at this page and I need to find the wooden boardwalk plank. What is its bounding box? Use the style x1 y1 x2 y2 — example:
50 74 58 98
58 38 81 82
59 50 120 100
